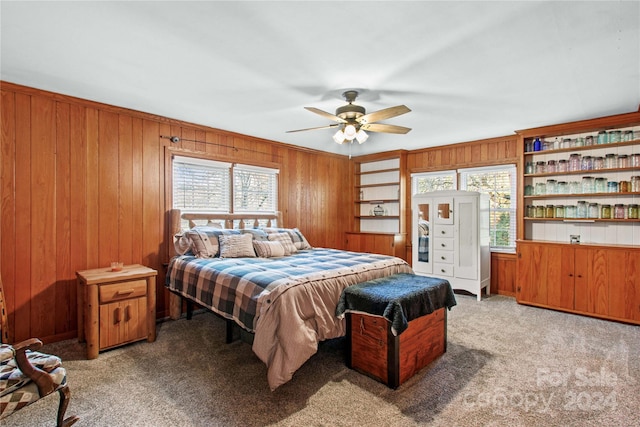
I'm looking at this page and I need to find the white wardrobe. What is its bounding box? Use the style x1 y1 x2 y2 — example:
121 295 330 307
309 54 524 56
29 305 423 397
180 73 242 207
412 190 490 301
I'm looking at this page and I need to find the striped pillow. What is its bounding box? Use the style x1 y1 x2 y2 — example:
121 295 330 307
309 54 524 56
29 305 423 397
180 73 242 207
218 233 256 258
267 232 297 255
262 227 311 250
186 228 241 258
253 240 286 258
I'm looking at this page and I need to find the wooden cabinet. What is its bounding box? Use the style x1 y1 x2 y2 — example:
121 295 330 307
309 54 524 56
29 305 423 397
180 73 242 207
77 264 157 359
412 190 491 300
350 151 408 258
516 241 640 324
345 231 406 258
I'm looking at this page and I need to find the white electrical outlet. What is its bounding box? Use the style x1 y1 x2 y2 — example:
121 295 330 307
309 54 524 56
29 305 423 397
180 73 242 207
570 235 580 244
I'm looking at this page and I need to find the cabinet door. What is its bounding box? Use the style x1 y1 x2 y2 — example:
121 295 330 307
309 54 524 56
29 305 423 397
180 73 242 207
434 197 454 225
574 248 608 315
547 246 572 309
607 250 640 321
455 196 478 280
517 242 550 304
99 296 147 349
413 200 432 274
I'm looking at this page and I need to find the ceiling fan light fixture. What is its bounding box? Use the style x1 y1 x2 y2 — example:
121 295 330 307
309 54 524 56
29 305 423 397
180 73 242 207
333 129 345 144
344 124 357 141
356 129 368 144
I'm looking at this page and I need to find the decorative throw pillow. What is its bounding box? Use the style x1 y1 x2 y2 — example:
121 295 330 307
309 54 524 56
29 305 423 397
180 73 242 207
218 233 256 258
186 228 241 258
262 227 312 250
173 232 193 255
241 228 269 241
253 240 286 258
267 232 297 255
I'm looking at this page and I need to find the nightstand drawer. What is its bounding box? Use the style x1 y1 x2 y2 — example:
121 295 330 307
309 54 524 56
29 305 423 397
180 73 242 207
100 280 147 304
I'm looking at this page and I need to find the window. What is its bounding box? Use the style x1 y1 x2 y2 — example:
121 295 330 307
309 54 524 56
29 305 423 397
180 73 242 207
460 165 517 252
173 155 278 214
412 170 457 195
411 165 517 252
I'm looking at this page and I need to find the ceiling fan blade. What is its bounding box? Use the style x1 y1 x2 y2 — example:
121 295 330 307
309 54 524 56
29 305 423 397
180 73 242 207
360 123 412 134
304 107 347 123
357 105 411 124
286 123 340 133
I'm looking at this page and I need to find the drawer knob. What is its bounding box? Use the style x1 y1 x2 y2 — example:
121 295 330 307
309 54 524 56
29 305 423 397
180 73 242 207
441 243 445 247
441 230 445 234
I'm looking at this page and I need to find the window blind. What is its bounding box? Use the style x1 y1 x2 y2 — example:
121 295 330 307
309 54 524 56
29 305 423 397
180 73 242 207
172 156 231 212
233 164 278 213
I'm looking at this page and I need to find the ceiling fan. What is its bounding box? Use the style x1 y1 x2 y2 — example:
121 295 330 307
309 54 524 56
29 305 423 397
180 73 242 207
287 90 411 144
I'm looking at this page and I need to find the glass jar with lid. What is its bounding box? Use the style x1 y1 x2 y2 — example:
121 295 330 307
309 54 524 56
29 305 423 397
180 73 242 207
546 179 557 194
593 156 604 170
594 177 607 193
557 159 569 172
597 131 608 144
588 203 599 219
577 201 588 218
535 205 545 218
535 161 546 174
556 181 568 194
569 153 581 171
535 182 547 195
607 181 619 193
554 205 565 218
614 204 625 219
526 205 535 218
546 159 557 173
608 130 622 143
631 154 640 167
628 204 639 219
545 205 555 218
525 161 534 174
524 184 534 196
600 204 611 219
565 205 577 218
569 181 582 194
623 130 634 141
631 176 640 192
605 153 618 169
618 154 629 168
581 155 593 170
585 135 595 146
581 176 595 194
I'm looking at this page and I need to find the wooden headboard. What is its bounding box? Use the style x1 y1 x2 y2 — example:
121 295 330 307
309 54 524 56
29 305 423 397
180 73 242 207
168 209 283 258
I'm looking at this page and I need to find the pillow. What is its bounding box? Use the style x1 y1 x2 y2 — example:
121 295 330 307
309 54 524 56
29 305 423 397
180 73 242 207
186 227 241 258
262 227 312 250
418 220 429 237
241 228 269 241
267 232 297 255
218 233 256 258
253 240 286 258
173 232 192 255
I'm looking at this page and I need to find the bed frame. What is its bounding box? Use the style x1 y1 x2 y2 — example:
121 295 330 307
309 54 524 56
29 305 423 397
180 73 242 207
167 209 283 340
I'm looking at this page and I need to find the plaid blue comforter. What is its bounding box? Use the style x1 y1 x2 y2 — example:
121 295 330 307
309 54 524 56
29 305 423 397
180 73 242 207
165 248 411 332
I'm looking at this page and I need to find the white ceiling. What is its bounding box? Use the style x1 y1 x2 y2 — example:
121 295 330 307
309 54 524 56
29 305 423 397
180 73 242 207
2 1 639 156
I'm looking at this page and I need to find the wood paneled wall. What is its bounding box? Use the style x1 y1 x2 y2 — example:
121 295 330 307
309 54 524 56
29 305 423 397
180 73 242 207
406 135 519 295
0 82 351 344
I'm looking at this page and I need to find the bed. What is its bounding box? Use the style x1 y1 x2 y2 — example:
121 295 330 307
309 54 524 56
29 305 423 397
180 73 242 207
165 209 413 390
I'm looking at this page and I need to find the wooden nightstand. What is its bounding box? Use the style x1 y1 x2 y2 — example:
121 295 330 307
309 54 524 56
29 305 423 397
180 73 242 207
77 264 157 359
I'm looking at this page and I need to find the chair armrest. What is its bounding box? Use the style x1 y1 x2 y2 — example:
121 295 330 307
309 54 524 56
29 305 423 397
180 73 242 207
13 338 56 397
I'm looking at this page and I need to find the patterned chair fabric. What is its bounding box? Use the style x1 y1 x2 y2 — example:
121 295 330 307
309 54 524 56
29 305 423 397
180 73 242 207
0 344 67 419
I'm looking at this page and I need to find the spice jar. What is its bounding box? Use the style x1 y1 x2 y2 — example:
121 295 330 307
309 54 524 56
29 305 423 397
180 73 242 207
600 204 611 219
588 203 599 219
614 204 625 219
628 204 639 219
555 205 565 218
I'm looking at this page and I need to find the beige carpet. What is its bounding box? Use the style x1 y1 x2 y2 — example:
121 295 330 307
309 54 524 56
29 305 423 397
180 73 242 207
4 294 639 427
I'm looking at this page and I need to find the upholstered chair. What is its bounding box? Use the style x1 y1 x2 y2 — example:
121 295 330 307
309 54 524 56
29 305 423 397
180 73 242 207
0 276 78 426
